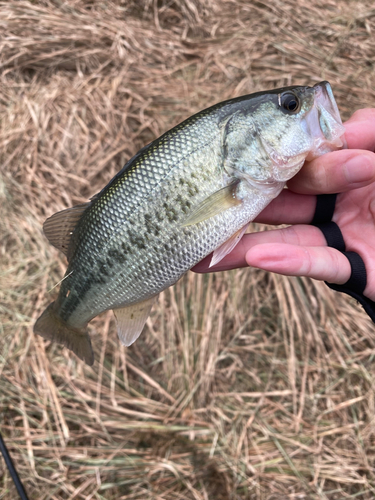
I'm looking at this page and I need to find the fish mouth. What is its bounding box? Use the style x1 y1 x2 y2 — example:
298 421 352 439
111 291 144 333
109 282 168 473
304 81 346 160
269 82 346 183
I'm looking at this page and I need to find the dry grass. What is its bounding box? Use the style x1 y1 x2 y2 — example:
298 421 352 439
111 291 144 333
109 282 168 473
1 0 375 498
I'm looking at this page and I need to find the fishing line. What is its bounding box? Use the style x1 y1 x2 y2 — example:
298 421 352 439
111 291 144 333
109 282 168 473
48 270 74 293
0 429 29 500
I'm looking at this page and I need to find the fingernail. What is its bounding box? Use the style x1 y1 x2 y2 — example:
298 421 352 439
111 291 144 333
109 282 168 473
344 154 375 185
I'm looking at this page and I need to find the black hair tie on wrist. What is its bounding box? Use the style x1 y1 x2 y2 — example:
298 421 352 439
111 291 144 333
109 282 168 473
311 194 375 322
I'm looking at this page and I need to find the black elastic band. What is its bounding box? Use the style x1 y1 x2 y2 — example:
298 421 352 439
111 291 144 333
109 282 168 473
313 221 345 252
341 251 367 294
311 193 337 225
311 194 375 324
326 251 366 293
327 251 375 322
0 430 29 500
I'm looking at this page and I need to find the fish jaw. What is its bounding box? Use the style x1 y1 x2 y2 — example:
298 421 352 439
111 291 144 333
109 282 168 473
238 81 345 184
304 81 346 160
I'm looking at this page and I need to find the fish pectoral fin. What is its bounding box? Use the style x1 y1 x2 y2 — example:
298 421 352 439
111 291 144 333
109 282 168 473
43 202 90 259
209 223 250 268
181 179 242 227
34 301 94 365
113 296 157 347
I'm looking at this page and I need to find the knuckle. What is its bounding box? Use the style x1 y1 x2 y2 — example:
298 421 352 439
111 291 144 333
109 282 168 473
301 247 313 276
328 248 344 283
282 225 301 245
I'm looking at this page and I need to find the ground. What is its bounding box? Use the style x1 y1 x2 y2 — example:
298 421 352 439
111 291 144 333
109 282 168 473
1 1 375 499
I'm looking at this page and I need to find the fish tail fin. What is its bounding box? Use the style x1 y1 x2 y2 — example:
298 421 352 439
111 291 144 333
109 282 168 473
34 302 94 366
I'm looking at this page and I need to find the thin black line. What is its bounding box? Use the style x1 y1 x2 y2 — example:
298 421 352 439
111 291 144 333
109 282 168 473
0 429 29 500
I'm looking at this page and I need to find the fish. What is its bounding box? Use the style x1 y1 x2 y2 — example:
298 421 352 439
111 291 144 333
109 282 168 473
34 81 346 365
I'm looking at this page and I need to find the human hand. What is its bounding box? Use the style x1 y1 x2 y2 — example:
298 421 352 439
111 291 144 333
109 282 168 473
193 109 375 301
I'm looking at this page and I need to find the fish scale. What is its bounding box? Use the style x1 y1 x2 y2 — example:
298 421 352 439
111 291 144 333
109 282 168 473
34 82 346 364
62 136 224 324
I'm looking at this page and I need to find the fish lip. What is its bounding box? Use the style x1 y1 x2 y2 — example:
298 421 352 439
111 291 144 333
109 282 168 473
313 81 342 124
304 81 347 160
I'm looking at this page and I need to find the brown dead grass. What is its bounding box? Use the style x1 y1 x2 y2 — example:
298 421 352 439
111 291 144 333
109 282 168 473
1 0 375 498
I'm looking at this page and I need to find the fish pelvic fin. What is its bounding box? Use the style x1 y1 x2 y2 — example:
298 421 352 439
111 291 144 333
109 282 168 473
34 302 94 366
113 296 157 347
209 223 250 268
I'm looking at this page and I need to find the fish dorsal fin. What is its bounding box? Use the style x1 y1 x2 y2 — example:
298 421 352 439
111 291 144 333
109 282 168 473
182 179 242 227
209 223 249 268
43 203 90 258
113 296 157 347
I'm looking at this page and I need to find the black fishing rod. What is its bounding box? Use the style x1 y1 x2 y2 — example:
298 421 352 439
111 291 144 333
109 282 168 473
0 429 29 500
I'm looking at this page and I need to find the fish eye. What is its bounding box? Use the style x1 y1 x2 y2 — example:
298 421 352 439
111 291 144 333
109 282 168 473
280 92 300 114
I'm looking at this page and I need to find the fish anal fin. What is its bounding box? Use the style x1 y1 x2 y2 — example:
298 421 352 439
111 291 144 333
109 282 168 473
113 296 157 347
182 179 242 227
34 301 94 365
210 223 249 268
43 202 90 258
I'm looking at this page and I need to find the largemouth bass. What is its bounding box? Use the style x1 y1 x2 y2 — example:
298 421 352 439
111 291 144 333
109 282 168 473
34 82 345 365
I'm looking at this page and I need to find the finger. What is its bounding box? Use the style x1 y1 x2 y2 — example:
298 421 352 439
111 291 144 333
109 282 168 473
254 189 316 225
344 108 375 151
193 225 326 273
287 149 375 195
246 243 352 285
